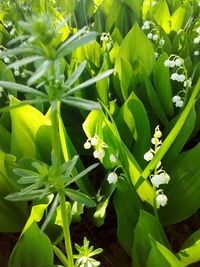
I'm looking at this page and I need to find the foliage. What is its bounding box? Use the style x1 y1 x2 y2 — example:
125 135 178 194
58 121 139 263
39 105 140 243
0 0 200 266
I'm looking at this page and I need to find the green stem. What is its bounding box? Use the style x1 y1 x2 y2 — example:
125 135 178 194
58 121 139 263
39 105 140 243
50 100 61 169
153 190 171 249
59 190 74 267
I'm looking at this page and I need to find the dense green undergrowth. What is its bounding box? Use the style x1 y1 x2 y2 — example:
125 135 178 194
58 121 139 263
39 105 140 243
0 0 200 266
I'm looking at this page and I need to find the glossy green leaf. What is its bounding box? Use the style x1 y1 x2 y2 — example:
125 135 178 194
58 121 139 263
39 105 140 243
177 229 200 266
0 152 27 232
113 179 143 255
159 143 200 224
115 23 155 76
147 236 184 267
9 96 52 162
145 74 169 126
153 53 174 116
9 222 54 267
132 210 169 267
64 188 96 207
152 0 171 33
116 92 151 167
171 3 193 32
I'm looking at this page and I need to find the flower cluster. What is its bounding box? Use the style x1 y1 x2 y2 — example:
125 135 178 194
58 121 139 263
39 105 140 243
144 126 170 208
164 55 192 108
84 135 106 160
141 20 165 58
194 26 200 56
100 32 112 51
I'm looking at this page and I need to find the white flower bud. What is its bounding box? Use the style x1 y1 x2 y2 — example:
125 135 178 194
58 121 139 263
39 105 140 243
175 58 183 67
183 79 192 88
153 34 158 41
144 151 154 161
164 59 171 67
196 27 200 33
4 57 10 64
194 37 200 44
21 72 26 78
110 154 117 163
172 95 181 103
14 70 20 76
144 21 150 27
84 141 91 149
169 61 176 68
147 33 153 39
170 73 179 81
107 172 118 184
145 1 150 6
156 193 168 207
160 172 170 184
159 39 165 46
151 137 159 145
154 130 162 138
175 100 184 108
152 1 157 6
151 174 163 188
90 137 99 146
154 52 159 58
10 28 15 35
93 149 105 159
194 50 199 56
178 74 186 82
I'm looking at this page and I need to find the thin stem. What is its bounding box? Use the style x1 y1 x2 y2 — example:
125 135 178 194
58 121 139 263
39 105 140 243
59 190 74 267
50 100 61 169
153 190 171 249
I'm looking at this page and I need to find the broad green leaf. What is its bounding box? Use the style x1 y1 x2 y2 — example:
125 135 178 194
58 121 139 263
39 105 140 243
159 143 200 224
115 92 151 167
152 0 171 33
132 210 169 267
0 152 27 232
145 74 169 126
64 188 96 207
9 222 54 267
171 3 193 32
153 53 174 116
83 109 154 205
61 96 101 110
147 236 184 267
9 96 52 162
53 246 68 267
113 179 143 255
177 229 200 266
115 57 135 101
115 23 155 76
